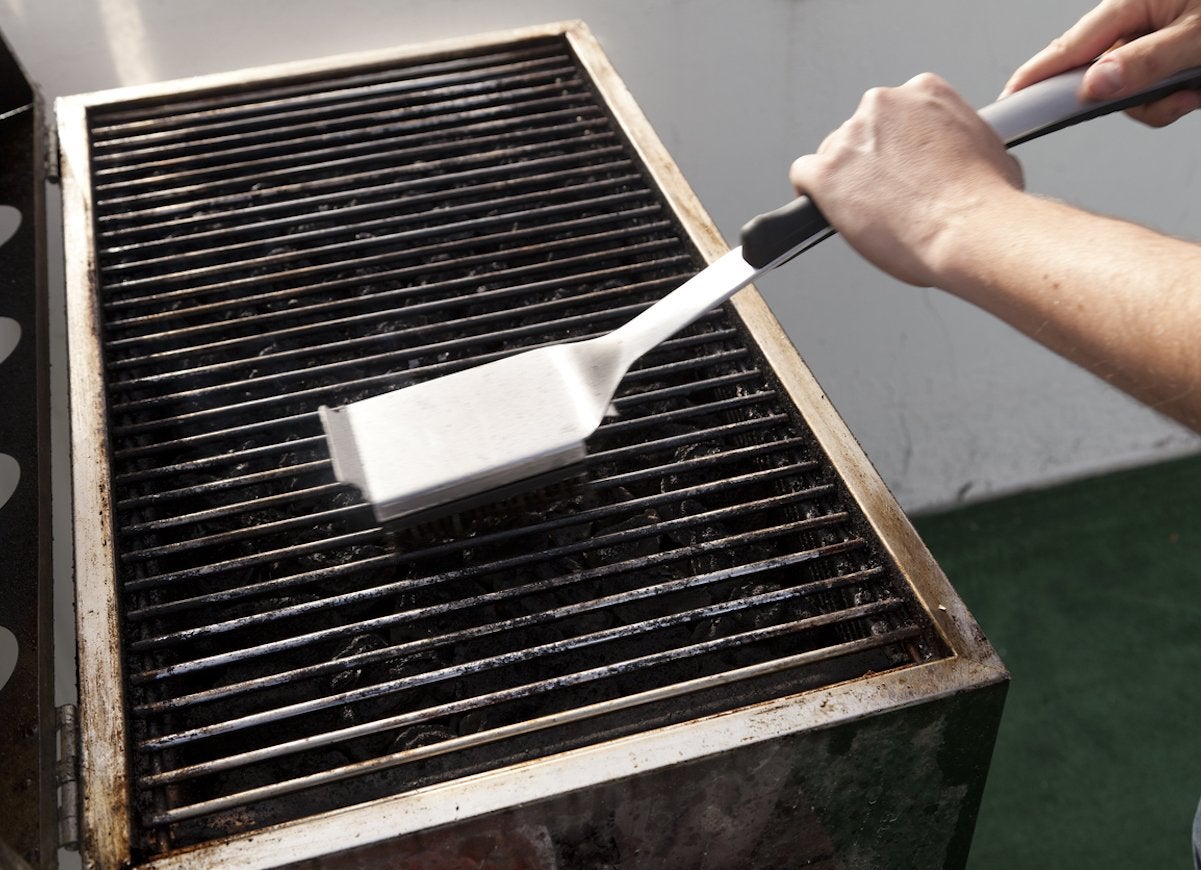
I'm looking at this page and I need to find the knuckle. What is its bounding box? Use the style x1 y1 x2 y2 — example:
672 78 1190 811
904 72 952 99
1178 12 1201 38
909 71 942 89
1099 0 1135 18
1128 46 1165 79
860 85 887 107
1047 35 1071 56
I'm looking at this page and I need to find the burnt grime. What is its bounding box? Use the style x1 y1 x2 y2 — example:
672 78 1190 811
85 36 948 857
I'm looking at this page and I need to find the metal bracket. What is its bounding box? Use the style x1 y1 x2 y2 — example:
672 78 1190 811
55 706 79 853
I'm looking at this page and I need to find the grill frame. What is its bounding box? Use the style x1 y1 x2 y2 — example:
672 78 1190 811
58 21 1006 868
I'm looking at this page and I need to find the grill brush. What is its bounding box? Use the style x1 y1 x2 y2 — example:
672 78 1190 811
321 63 1201 525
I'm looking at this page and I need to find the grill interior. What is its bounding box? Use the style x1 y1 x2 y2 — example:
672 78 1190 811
77 32 951 860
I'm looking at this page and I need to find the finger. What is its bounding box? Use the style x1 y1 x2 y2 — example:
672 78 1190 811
1125 88 1201 126
1083 19 1201 99
788 153 823 197
1000 0 1149 96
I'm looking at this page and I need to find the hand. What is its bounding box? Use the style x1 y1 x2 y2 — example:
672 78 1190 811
788 74 1024 288
1001 0 1201 127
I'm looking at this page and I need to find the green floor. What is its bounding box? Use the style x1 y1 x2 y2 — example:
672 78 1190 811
915 454 1201 869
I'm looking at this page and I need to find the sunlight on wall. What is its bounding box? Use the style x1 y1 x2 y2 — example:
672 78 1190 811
98 0 156 85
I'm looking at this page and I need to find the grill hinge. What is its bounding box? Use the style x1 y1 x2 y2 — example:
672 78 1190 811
55 705 80 853
42 101 59 184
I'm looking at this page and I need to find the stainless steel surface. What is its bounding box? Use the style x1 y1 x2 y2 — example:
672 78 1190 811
58 21 1005 868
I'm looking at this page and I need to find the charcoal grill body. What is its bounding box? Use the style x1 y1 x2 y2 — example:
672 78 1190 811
54 21 1007 869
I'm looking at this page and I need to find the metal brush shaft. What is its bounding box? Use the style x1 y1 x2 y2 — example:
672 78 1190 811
591 247 760 375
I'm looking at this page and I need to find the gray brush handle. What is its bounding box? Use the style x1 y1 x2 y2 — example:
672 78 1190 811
740 64 1201 269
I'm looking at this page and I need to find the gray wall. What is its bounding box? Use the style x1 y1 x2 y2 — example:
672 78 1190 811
4 0 1199 512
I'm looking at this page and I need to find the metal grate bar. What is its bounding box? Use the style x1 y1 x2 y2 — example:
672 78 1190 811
131 562 886 716
90 65 590 173
122 455 822 599
145 626 922 828
118 402 783 542
91 45 573 132
124 509 853 684
123 482 344 535
117 411 787 541
105 252 686 376
106 275 693 405
105 325 738 441
102 191 657 293
92 54 580 160
102 206 669 320
99 157 638 259
94 108 609 204
113 430 323 481
138 590 900 775
103 230 686 341
95 126 619 234
92 76 596 184
107 347 750 470
117 417 784 564
97 146 631 245
99 171 646 275
136 586 893 761
122 463 829 598
125 528 864 695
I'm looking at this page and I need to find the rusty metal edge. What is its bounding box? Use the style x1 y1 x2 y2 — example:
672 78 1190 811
57 93 132 870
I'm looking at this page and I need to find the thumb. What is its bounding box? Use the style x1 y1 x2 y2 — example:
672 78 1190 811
1083 24 1201 100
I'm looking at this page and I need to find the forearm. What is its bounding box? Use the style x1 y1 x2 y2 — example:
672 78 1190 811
931 189 1201 431
787 70 1201 432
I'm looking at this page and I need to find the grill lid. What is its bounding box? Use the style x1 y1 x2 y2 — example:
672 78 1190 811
0 27 55 869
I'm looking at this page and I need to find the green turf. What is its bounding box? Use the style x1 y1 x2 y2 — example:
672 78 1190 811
914 455 1201 869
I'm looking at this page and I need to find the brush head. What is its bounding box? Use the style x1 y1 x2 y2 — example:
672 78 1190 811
320 344 610 525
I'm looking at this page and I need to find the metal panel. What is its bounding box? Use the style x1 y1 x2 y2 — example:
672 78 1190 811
0 27 54 870
268 683 1008 870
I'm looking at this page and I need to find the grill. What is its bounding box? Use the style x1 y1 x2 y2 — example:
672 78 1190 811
57 22 1007 868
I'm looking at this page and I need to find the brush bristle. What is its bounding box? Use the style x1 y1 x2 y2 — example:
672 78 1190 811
319 345 603 523
383 466 595 544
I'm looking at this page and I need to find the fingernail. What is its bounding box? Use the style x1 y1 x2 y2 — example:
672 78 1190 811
1085 57 1124 99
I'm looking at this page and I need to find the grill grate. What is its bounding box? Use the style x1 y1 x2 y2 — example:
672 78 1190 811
82 35 949 857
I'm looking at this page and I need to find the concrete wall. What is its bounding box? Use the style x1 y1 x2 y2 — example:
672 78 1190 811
3 0 1198 512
